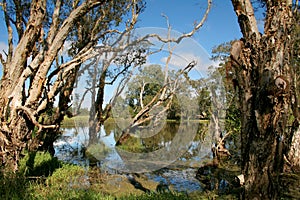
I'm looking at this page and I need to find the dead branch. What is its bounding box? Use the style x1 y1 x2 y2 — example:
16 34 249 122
116 61 196 145
141 0 212 44
139 81 148 109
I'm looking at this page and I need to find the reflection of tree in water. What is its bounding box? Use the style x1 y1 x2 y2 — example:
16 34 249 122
110 121 213 162
141 122 180 151
183 121 211 160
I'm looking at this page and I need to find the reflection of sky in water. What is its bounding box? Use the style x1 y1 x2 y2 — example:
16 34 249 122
146 168 202 192
55 125 212 168
54 125 212 192
54 127 126 172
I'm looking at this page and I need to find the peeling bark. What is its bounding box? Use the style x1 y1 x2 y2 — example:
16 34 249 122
0 0 129 172
231 0 298 198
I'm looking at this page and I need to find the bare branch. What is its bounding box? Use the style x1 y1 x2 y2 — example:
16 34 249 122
3 0 14 64
74 88 92 115
116 60 196 145
0 53 5 69
143 0 212 44
109 67 135 107
139 81 148 109
13 0 24 38
36 49 96 113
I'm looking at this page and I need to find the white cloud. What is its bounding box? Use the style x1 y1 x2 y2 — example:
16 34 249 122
161 52 199 67
0 41 8 56
160 51 216 72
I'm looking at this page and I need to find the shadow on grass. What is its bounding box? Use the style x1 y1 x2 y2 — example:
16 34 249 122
0 151 62 200
23 151 62 177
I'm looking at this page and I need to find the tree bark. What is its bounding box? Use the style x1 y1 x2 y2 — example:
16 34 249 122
231 0 298 199
287 124 300 170
0 0 107 172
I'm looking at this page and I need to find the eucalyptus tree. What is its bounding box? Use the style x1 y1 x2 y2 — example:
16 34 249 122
230 0 299 198
0 0 144 171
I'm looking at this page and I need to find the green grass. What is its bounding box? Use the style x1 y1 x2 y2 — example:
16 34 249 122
61 115 89 128
62 117 209 128
0 152 198 200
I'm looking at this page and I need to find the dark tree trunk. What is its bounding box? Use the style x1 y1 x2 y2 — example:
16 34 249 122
230 0 298 199
88 65 108 145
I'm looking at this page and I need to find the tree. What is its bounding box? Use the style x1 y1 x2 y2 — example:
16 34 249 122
287 7 300 172
114 59 198 145
123 64 196 120
0 0 143 171
211 41 242 160
230 0 299 198
125 64 165 117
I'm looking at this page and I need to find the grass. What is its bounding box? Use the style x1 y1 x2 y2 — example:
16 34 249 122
0 152 196 200
4 151 282 199
62 116 209 128
61 115 89 128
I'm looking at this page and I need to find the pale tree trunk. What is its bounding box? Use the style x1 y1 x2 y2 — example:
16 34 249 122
288 125 300 169
0 0 106 171
288 10 300 169
230 0 298 199
0 0 48 171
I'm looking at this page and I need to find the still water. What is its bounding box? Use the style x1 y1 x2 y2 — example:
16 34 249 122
54 121 213 192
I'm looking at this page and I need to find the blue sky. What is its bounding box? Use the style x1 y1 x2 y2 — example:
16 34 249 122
136 0 242 53
0 1 244 107
0 1 242 57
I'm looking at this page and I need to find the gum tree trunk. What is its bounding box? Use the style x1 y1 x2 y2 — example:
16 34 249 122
0 0 107 172
230 0 298 199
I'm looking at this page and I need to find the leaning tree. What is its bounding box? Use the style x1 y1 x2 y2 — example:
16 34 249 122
230 0 299 199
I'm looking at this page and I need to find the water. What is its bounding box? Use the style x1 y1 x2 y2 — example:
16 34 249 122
146 168 202 192
54 121 213 193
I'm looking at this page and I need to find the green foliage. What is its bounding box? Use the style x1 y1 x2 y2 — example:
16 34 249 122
197 86 211 119
211 41 232 62
225 102 241 137
61 115 89 128
126 64 165 116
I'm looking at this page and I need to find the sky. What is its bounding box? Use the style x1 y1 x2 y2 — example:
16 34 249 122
0 0 242 58
0 0 244 107
136 0 242 53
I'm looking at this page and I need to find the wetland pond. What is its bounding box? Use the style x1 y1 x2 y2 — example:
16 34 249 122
54 120 237 194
